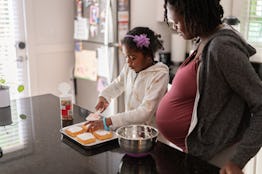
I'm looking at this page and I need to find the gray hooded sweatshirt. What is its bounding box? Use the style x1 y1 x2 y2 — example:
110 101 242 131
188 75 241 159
187 28 262 168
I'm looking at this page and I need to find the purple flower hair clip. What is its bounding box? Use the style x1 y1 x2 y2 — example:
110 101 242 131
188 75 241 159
125 34 150 48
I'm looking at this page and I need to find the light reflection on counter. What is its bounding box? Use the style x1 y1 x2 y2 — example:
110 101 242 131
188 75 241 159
0 99 34 160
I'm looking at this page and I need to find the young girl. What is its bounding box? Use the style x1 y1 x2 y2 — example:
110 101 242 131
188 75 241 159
85 27 169 131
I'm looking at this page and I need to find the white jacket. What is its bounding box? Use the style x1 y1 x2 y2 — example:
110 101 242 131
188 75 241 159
100 62 169 129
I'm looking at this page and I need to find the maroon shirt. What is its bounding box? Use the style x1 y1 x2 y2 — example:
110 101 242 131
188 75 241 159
156 52 199 151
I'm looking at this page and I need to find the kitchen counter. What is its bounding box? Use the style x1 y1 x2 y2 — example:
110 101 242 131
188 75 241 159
0 94 220 174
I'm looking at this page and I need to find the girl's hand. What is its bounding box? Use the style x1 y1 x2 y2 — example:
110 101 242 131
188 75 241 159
95 96 109 112
84 120 104 132
220 161 244 174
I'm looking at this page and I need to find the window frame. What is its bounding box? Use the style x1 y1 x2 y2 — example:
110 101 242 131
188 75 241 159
234 0 262 62
246 0 262 47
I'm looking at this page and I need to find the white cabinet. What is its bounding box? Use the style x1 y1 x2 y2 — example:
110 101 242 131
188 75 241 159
220 0 233 17
156 0 165 22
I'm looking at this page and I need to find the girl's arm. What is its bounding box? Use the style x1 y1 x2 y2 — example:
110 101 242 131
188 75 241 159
99 64 128 103
110 70 169 129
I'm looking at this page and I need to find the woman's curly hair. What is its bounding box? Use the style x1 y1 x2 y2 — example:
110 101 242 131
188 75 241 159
164 0 224 37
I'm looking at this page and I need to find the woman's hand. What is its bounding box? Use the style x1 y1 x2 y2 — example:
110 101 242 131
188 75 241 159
95 96 109 112
220 161 244 174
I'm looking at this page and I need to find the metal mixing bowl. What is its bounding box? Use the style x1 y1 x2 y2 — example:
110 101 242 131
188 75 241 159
115 125 159 155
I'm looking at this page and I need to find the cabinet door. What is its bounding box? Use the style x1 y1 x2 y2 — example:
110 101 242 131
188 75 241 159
156 0 165 22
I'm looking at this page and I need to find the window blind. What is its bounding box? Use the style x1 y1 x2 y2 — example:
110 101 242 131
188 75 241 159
0 0 29 157
239 3 262 174
247 0 262 45
0 0 23 99
0 101 32 157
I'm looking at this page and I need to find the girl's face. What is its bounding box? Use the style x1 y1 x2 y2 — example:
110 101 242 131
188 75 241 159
122 45 152 73
167 3 194 39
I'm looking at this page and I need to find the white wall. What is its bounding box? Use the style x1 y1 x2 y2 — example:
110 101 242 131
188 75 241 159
221 0 233 17
130 0 233 62
24 0 260 98
23 0 234 97
130 0 171 60
25 0 75 97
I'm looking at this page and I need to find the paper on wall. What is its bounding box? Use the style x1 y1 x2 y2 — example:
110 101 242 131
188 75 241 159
74 50 97 81
118 11 129 22
97 47 109 78
97 77 108 92
118 22 129 42
74 17 89 40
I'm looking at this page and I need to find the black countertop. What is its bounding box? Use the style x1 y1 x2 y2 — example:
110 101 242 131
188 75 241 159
0 94 220 174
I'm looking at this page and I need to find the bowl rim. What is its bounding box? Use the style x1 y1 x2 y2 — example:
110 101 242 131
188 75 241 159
115 124 159 141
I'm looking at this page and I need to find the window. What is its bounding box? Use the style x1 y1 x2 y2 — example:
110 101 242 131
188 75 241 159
0 0 27 99
0 0 31 158
247 0 262 45
0 101 33 158
0 103 24 154
239 2 262 174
